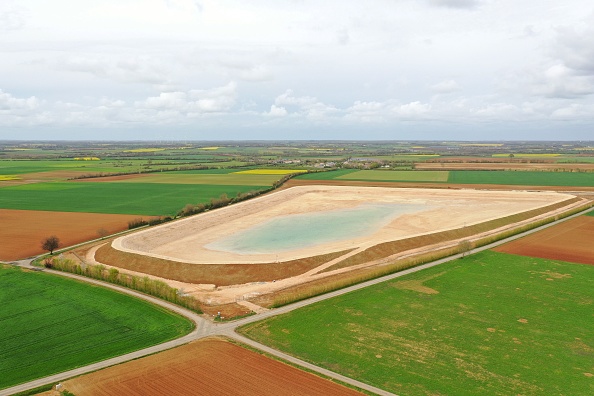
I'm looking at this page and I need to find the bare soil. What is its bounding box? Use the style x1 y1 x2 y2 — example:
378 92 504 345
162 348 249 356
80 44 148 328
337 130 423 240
114 185 571 264
494 216 594 265
0 209 148 261
88 185 583 308
56 338 364 396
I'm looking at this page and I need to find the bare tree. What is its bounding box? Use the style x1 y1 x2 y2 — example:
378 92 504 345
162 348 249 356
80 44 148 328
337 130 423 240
42 236 60 255
458 239 473 258
97 228 109 239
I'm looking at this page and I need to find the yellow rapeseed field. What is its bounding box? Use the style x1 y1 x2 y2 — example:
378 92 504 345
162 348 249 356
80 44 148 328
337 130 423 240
0 175 20 181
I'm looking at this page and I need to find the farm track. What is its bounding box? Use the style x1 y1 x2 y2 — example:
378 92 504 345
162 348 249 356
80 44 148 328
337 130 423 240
3 204 593 396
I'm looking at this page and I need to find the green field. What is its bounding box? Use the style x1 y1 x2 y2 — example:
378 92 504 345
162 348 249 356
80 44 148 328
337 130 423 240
0 182 266 215
0 265 193 389
295 169 594 187
336 170 449 182
0 159 190 176
240 251 594 396
448 170 594 187
295 169 359 180
104 172 282 186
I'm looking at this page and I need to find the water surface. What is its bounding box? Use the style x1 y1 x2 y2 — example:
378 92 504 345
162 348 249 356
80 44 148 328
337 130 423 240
206 203 428 255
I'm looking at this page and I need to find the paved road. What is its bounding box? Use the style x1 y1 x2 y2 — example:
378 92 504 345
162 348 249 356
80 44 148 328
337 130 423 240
2 205 592 396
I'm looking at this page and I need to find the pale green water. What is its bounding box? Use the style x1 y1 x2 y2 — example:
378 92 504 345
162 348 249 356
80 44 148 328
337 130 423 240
206 203 429 255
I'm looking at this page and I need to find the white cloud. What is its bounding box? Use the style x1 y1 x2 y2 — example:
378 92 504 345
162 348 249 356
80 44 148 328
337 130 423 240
264 105 287 117
138 82 237 114
273 90 339 120
57 55 168 85
0 89 39 110
0 2 28 32
393 101 431 117
2 1 594 139
428 0 481 9
431 80 461 94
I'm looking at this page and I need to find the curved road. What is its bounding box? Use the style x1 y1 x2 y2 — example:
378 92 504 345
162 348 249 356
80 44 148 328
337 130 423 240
2 205 592 396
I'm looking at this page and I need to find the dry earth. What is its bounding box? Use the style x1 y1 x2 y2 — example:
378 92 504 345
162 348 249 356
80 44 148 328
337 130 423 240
494 215 594 265
0 209 147 261
87 185 585 307
49 338 364 396
114 185 571 264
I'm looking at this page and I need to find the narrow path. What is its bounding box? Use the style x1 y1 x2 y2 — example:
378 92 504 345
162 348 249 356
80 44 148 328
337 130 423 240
3 205 592 396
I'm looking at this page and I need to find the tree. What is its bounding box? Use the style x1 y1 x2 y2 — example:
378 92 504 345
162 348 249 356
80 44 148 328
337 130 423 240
97 228 109 239
458 239 472 258
42 235 60 255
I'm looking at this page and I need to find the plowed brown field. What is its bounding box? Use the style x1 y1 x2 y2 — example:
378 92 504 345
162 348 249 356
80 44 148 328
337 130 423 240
59 338 363 396
0 209 148 261
494 215 594 265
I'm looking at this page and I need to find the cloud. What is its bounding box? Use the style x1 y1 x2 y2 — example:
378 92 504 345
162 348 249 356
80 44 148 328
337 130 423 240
0 2 29 32
554 26 594 75
273 90 339 120
393 101 431 117
264 105 287 117
345 101 386 122
336 28 350 45
431 79 461 94
139 82 237 114
0 89 39 110
428 0 481 9
58 55 168 85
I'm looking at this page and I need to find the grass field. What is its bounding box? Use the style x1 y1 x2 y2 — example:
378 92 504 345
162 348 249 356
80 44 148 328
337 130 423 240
239 251 594 396
0 182 266 215
0 265 193 390
295 169 360 180
234 169 307 175
448 170 594 187
98 173 283 186
336 170 449 182
295 169 594 187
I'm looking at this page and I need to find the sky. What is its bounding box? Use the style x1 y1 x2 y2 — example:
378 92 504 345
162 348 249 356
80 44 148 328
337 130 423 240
1 0 593 141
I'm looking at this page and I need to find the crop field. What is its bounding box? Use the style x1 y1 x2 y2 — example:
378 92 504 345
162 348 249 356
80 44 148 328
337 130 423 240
492 153 562 158
58 338 363 396
79 172 284 186
0 182 266 215
335 170 449 182
239 251 594 396
0 209 147 261
493 215 594 265
234 169 308 175
0 265 193 390
448 170 594 187
296 169 594 187
295 169 361 180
